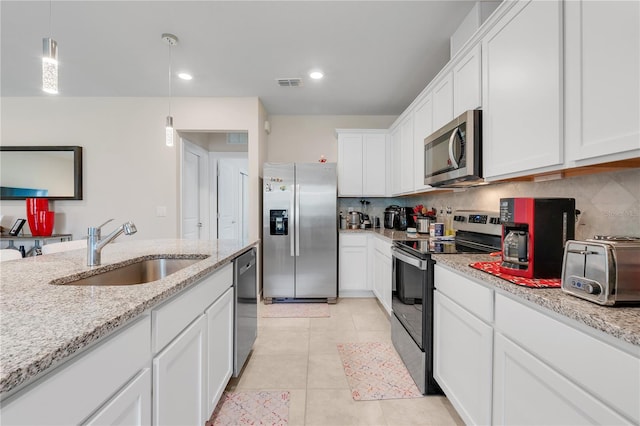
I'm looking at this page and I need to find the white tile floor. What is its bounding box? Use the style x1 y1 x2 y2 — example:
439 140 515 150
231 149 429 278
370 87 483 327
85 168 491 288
222 298 464 426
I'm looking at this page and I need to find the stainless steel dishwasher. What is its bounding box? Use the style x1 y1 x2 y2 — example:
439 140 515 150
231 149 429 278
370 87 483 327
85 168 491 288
233 247 257 377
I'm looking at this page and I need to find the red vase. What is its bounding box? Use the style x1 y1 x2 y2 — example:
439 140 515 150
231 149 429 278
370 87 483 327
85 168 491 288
38 211 55 237
25 198 50 236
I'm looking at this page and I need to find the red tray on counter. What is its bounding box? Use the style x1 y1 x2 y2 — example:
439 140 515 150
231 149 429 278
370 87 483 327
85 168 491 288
469 261 561 288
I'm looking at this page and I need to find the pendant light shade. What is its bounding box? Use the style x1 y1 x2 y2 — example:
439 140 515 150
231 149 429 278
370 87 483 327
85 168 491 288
42 37 58 94
163 33 178 147
166 116 174 147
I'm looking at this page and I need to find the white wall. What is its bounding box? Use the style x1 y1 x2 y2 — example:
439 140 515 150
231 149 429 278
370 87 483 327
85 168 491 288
266 115 396 163
0 97 265 242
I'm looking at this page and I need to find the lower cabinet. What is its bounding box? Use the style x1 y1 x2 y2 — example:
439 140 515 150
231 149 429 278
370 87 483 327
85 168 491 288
493 333 628 425
372 236 392 314
84 369 151 426
0 316 152 426
432 264 640 426
153 315 207 426
339 234 371 297
1 263 236 426
433 266 493 426
206 287 234 415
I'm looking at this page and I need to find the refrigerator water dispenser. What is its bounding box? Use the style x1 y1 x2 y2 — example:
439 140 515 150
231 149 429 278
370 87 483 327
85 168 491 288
269 210 288 235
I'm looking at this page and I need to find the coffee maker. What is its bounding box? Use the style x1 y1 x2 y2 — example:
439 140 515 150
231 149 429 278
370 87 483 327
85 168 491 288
499 198 575 279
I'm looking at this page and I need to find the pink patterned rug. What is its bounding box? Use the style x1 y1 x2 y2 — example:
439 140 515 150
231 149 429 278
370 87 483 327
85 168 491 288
337 342 423 401
206 391 290 426
261 303 330 318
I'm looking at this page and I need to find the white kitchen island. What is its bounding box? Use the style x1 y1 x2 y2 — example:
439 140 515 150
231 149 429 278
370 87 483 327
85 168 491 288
0 238 257 425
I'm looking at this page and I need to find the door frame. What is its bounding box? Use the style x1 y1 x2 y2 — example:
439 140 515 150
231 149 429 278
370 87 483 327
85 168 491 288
180 138 210 239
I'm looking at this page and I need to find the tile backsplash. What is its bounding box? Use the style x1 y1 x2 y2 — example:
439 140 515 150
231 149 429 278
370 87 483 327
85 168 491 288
339 168 640 240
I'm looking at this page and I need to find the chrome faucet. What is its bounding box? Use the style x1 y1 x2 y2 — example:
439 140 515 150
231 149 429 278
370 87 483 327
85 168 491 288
87 219 137 266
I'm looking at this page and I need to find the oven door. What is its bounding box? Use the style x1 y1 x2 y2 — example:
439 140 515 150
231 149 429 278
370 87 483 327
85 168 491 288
391 247 430 350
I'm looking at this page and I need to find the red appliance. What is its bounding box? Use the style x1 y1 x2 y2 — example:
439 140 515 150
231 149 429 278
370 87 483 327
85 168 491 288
499 198 575 279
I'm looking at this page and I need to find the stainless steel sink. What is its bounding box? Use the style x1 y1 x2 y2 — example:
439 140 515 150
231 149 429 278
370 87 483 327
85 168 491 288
55 257 207 286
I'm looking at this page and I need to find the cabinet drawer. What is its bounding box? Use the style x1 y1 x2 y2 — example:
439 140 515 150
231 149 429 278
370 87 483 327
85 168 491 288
339 234 367 247
373 235 391 256
495 293 640 424
2 315 151 426
152 263 233 353
434 265 493 323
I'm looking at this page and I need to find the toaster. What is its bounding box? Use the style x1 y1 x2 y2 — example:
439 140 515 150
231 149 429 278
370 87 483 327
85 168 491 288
561 237 640 306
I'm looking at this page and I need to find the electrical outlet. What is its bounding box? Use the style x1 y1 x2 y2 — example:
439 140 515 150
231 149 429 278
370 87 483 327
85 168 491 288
156 206 167 217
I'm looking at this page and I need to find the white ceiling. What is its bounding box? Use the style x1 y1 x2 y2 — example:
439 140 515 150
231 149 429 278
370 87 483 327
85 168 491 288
1 1 479 115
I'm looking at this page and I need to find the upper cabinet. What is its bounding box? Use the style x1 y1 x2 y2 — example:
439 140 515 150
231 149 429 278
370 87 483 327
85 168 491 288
453 44 482 117
482 0 563 180
564 0 640 164
337 130 388 197
400 116 415 194
432 73 454 131
413 93 434 193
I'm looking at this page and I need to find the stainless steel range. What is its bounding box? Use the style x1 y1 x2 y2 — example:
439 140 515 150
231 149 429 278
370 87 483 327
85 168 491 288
391 210 501 394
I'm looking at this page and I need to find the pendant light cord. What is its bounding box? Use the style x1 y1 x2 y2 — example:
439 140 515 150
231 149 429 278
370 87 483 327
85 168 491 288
48 0 52 37
168 42 173 116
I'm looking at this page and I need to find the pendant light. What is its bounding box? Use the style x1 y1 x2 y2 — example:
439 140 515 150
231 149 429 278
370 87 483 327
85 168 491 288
42 1 58 94
162 33 178 147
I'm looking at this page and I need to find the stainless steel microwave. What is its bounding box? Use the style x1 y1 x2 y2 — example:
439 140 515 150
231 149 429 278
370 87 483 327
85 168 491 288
424 109 483 188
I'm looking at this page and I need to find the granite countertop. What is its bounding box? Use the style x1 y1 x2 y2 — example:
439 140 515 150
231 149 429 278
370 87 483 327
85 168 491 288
0 238 257 398
340 227 431 241
341 227 640 351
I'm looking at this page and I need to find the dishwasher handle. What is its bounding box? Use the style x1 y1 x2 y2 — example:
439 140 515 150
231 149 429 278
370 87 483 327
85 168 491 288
238 250 256 275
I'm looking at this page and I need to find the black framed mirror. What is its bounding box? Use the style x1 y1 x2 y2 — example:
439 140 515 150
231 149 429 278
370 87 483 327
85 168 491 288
0 146 83 200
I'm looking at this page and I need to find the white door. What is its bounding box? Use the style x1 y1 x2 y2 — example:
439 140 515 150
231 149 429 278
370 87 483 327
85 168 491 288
240 171 249 243
181 140 209 240
217 160 238 239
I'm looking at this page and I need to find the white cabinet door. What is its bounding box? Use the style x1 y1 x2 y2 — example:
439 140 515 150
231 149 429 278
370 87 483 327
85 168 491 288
453 44 482 117
413 93 433 193
337 133 363 197
339 234 370 295
206 287 234 415
482 0 563 179
362 133 387 196
400 116 415 194
565 0 640 163
493 333 628 425
390 126 402 195
372 238 392 315
153 315 206 426
84 369 151 426
434 291 493 426
432 72 454 131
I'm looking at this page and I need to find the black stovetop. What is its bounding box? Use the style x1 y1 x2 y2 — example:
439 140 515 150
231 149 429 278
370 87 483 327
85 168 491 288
394 230 501 258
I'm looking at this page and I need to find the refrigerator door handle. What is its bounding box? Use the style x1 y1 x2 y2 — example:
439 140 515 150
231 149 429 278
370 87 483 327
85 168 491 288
295 184 300 256
290 184 295 257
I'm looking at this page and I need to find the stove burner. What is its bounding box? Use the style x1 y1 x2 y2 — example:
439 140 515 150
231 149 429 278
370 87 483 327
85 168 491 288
592 235 640 242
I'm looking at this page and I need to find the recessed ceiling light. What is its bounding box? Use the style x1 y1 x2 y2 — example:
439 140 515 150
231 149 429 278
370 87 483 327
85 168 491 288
309 71 324 80
178 72 193 80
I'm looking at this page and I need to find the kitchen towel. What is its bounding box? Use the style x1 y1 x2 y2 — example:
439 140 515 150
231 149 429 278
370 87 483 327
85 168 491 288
261 302 330 318
206 390 290 426
337 342 423 401
469 261 562 288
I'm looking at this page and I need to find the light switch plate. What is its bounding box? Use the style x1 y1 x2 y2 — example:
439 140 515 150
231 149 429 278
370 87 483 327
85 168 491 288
156 206 167 217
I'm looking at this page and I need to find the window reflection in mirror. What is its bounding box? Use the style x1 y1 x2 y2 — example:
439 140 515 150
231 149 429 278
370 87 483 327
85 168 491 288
0 146 83 200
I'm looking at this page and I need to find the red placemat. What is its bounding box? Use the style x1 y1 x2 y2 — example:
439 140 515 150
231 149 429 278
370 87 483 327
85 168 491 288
469 261 561 288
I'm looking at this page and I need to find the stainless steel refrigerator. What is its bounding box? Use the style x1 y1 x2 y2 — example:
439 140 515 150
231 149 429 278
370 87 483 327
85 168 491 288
262 162 337 303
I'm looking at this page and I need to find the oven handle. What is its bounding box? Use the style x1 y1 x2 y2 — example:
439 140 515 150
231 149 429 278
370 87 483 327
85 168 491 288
391 247 429 270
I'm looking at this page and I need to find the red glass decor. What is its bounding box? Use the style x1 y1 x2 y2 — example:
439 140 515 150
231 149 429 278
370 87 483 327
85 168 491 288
38 211 55 237
25 198 53 236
